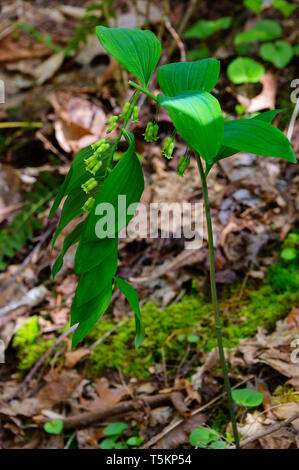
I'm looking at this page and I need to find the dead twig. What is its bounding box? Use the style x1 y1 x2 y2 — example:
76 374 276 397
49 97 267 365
165 19 186 62
42 393 173 430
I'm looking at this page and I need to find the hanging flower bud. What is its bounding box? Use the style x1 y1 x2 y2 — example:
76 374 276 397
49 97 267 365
176 155 190 177
81 177 98 194
152 123 159 141
91 139 106 151
132 106 139 122
106 122 117 134
82 197 95 213
105 115 119 125
121 101 131 117
162 137 174 159
143 121 159 142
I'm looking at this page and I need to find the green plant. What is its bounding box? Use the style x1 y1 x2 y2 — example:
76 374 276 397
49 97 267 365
273 0 297 18
190 427 228 449
100 422 128 449
260 40 294 68
44 419 64 435
244 0 263 15
227 57 265 84
232 388 264 407
50 27 296 448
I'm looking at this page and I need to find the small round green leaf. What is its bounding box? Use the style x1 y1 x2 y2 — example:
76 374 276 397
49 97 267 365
100 437 117 449
227 57 265 84
187 335 199 343
104 422 128 436
126 436 144 447
232 388 263 407
190 427 218 447
43 419 63 435
260 40 294 68
281 248 297 261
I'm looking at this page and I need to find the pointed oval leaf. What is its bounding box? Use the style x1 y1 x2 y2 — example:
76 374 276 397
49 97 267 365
211 109 284 167
222 119 296 163
158 91 224 164
52 220 86 279
75 246 118 307
71 282 112 348
157 58 220 96
115 277 145 349
96 26 161 87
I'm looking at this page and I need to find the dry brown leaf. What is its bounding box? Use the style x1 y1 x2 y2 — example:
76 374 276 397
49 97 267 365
65 348 91 368
78 377 130 411
152 413 206 449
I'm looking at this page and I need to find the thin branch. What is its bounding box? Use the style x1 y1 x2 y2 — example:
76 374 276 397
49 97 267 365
165 19 186 62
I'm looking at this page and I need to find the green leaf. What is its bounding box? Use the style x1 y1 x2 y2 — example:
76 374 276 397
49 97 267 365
157 58 220 96
260 40 294 68
44 419 63 435
210 110 283 168
187 46 210 60
157 91 224 164
281 248 297 261
227 57 265 84
187 335 199 343
189 427 218 447
96 26 161 87
126 436 144 447
71 282 112 348
232 388 264 407
75 247 118 307
210 440 227 449
221 118 296 163
293 43 299 56
100 437 117 449
273 0 297 18
52 220 86 279
115 277 145 348
235 19 282 45
49 145 93 218
104 422 128 436
184 17 232 39
75 237 117 275
244 0 263 15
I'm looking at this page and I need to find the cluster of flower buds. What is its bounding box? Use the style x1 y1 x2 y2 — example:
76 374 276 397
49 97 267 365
176 154 190 177
82 197 95 213
143 121 159 142
81 177 98 194
85 139 110 174
162 137 174 159
105 115 119 134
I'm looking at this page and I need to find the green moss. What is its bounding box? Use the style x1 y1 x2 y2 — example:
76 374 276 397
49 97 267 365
88 240 299 378
12 315 54 371
273 385 299 404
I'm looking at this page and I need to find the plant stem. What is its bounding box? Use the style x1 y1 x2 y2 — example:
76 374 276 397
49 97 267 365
107 90 140 171
195 152 240 449
128 81 158 103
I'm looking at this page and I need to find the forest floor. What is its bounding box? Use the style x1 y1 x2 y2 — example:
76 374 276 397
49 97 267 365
0 0 298 449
